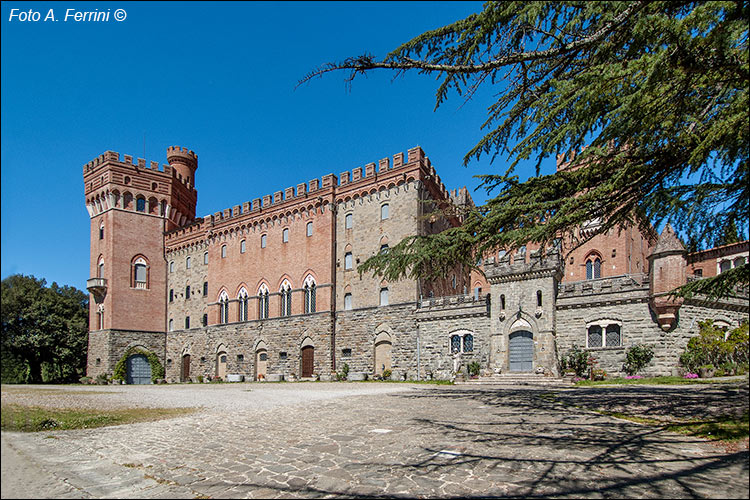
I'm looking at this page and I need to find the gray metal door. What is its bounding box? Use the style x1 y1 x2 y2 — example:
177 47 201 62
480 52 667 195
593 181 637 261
127 354 152 384
509 331 533 371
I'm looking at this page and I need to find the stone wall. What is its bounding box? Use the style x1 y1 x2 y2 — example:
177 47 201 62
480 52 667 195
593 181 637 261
334 303 418 379
416 297 491 380
165 311 334 382
166 241 210 330
556 274 749 376
87 329 166 379
335 181 421 310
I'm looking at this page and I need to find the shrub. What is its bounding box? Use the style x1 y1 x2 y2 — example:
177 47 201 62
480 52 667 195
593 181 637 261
680 320 749 373
95 373 108 385
382 368 392 379
196 375 204 383
561 345 593 377
79 376 92 385
113 347 165 384
467 361 480 377
623 344 654 376
337 363 350 381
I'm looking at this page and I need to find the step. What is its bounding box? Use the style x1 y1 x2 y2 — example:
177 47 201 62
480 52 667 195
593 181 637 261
456 375 572 386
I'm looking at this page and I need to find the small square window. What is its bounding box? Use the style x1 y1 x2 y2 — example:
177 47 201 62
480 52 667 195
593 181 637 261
342 348 352 358
279 351 288 360
237 354 244 362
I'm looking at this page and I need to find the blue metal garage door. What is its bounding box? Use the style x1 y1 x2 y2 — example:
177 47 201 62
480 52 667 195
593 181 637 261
126 354 152 384
509 331 533 372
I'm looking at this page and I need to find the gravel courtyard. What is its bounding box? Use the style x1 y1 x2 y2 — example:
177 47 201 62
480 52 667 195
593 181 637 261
2 381 748 499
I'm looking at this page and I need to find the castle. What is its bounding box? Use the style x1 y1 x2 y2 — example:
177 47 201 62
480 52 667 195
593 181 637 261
83 146 748 383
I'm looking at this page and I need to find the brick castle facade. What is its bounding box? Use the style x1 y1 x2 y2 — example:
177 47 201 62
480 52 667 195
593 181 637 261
83 146 748 383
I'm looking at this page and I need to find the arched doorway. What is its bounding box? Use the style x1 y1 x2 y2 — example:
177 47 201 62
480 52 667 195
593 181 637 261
216 351 228 380
126 354 151 384
301 346 314 378
181 354 191 382
508 331 533 372
374 332 392 376
256 349 268 380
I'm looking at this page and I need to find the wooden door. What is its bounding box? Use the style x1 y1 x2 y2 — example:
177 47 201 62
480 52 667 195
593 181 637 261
181 354 190 381
217 352 227 379
256 350 268 380
301 346 314 378
509 331 533 372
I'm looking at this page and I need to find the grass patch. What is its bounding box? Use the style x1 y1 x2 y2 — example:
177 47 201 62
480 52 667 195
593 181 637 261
574 376 746 386
666 412 750 441
1 404 197 432
595 409 749 442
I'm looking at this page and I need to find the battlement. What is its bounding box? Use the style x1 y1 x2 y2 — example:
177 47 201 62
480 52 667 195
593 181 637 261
83 148 201 192
167 146 198 168
164 217 205 241
558 273 649 298
484 249 563 283
83 150 173 176
205 172 338 226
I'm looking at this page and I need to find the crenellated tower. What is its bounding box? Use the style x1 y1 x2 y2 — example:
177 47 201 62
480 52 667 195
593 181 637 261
83 146 198 378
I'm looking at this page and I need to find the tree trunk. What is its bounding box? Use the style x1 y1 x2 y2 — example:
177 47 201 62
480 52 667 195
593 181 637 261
26 357 43 384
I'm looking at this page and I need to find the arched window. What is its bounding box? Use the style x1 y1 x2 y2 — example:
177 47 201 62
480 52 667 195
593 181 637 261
132 257 148 289
587 325 603 347
97 257 104 278
451 335 461 354
586 255 602 280
379 287 389 306
238 288 249 321
344 293 353 310
605 324 621 347
168 319 174 331
380 244 389 255
136 197 146 212
720 260 732 273
186 256 191 269
169 261 174 273
345 213 353 229
280 281 292 316
219 291 229 324
463 334 474 353
221 245 227 258
537 290 543 307
304 275 316 313
381 203 389 220
185 285 191 299
306 222 313 237
169 289 174 302
282 228 289 243
185 316 190 329
345 252 353 270
261 234 267 248
203 281 208 296
99 222 104 240
240 240 246 253
203 252 208 265
258 284 269 319
500 294 506 310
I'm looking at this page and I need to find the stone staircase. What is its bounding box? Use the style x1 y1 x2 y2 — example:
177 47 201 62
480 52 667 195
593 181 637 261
455 373 573 387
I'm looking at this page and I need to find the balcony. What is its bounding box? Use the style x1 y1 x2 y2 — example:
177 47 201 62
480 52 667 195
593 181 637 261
87 277 107 302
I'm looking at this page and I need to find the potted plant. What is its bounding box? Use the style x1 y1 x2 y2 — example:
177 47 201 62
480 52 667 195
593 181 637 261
699 364 715 378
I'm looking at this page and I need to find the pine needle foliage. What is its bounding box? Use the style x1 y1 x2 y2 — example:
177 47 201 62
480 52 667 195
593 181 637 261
300 1 749 299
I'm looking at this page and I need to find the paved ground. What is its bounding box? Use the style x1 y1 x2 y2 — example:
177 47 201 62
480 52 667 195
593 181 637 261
2 381 748 499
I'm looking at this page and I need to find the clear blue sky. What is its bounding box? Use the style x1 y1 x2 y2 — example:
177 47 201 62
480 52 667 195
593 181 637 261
1 1 554 292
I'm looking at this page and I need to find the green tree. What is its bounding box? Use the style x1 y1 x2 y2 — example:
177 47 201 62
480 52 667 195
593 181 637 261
301 1 749 299
1 275 88 383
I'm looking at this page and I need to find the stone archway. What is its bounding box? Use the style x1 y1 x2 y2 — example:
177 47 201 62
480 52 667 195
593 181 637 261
255 340 268 381
126 354 152 384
